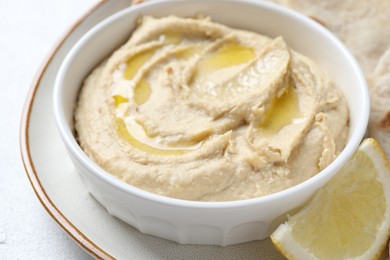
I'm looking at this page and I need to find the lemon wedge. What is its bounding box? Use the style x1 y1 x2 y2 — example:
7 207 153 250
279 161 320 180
271 138 390 259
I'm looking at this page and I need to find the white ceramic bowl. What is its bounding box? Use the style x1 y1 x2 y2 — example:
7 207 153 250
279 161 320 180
54 0 369 246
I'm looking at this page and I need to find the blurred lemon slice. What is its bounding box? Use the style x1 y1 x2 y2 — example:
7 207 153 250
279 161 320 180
271 138 390 259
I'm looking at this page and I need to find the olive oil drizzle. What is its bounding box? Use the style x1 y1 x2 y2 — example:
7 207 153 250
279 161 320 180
258 83 302 135
116 118 201 155
113 32 299 155
195 43 256 78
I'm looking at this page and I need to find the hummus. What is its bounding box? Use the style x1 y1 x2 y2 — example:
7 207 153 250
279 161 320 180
75 16 349 201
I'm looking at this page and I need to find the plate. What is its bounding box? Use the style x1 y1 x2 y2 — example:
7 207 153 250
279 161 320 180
20 0 283 259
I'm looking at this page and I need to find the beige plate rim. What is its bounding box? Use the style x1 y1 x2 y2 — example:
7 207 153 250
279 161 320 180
19 1 117 259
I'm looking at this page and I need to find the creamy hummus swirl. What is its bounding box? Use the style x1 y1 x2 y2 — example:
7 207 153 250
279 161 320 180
75 16 349 201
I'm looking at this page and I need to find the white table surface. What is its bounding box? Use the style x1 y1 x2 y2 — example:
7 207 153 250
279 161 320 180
1 1 99 258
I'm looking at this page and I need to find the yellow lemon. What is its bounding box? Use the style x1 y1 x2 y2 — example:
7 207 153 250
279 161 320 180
271 138 390 259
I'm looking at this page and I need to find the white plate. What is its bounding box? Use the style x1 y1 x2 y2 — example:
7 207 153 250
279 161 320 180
20 1 283 258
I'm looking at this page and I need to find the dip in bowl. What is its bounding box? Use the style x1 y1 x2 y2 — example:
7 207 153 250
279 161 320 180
54 0 368 245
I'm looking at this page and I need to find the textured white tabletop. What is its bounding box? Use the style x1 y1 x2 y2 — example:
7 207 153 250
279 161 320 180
1 1 98 258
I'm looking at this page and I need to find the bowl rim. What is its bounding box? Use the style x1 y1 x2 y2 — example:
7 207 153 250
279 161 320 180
54 0 369 209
